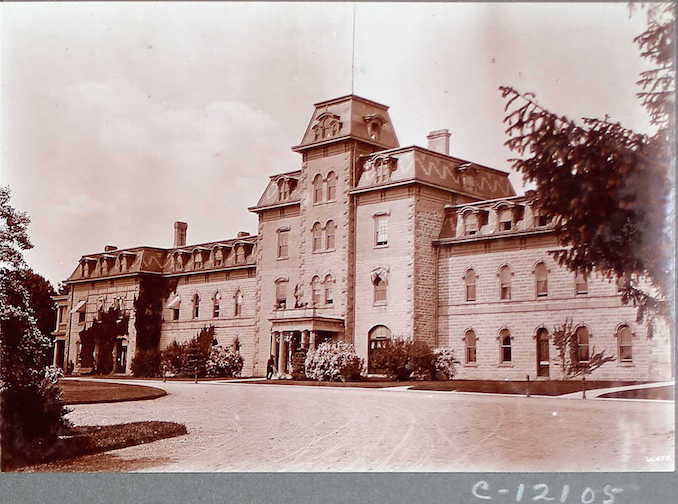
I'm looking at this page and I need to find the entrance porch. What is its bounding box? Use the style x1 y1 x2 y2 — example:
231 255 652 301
268 308 344 375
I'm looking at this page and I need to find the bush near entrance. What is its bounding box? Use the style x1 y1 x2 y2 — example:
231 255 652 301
304 341 363 382
373 339 434 381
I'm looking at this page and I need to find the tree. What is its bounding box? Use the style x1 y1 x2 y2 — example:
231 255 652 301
499 4 674 335
21 269 57 342
0 186 71 469
552 319 615 379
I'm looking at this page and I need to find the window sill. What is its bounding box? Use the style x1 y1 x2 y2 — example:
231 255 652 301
464 363 478 368
373 301 387 307
618 361 635 367
374 244 389 249
312 249 336 255
498 363 514 368
276 256 289 261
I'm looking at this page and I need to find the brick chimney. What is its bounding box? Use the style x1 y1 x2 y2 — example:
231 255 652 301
426 129 451 155
237 231 250 238
173 221 188 247
104 245 117 252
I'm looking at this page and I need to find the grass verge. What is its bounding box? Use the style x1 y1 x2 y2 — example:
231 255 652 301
13 421 188 472
61 380 166 404
598 385 674 400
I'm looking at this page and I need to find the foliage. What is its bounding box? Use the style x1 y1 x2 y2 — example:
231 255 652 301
304 341 364 382
206 345 244 378
552 319 615 379
78 307 129 374
290 347 307 380
20 269 57 342
159 325 217 378
0 186 71 470
131 275 178 376
373 339 434 381
432 347 459 381
499 4 674 334
130 348 161 377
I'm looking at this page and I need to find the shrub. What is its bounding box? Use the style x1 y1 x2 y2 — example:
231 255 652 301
304 341 363 382
131 348 161 377
160 341 184 376
290 348 307 380
376 339 433 381
432 347 458 380
206 345 244 378
182 340 207 378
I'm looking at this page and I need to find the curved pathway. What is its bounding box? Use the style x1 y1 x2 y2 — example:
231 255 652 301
60 379 674 472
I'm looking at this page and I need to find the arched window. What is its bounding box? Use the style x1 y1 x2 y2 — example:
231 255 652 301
313 174 323 203
464 329 477 364
575 326 590 362
194 251 203 269
277 179 289 201
464 269 476 302
277 230 289 259
464 213 479 236
499 265 512 300
275 279 288 309
235 245 246 264
575 271 588 295
214 248 223 267
325 220 336 250
373 274 387 305
234 289 243 316
213 292 221 318
498 207 513 231
535 262 548 297
312 222 322 252
326 171 337 201
617 325 633 362
311 276 322 306
324 274 334 305
192 293 200 319
499 329 512 362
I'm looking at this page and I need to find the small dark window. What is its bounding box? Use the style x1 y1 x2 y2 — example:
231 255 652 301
465 330 477 364
172 309 180 321
500 329 512 362
78 311 86 323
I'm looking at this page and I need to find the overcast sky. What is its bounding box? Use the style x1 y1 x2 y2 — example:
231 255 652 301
1 2 652 286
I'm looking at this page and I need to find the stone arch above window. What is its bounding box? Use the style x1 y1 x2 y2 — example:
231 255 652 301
498 264 512 300
574 325 590 362
326 171 337 201
464 268 477 302
534 262 549 297
464 329 477 364
311 275 322 306
312 174 323 203
616 324 633 362
311 222 322 252
325 220 336 250
323 274 335 305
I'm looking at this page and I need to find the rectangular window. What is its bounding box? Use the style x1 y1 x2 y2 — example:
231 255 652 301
536 280 548 296
78 311 86 323
277 231 289 258
500 286 511 300
172 309 180 321
500 220 512 231
466 284 476 302
575 272 588 295
375 216 388 246
213 303 220 318
536 214 551 227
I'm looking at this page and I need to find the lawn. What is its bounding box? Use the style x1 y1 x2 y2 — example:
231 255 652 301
599 385 674 400
60 379 167 404
239 378 650 396
15 421 187 472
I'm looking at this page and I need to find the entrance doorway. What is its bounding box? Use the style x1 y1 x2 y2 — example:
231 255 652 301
54 340 65 369
536 328 550 377
368 325 391 374
115 339 127 374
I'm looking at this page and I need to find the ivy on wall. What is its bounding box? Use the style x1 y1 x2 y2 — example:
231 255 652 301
79 307 129 374
133 275 178 352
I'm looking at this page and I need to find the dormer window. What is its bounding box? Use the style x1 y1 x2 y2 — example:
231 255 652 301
194 251 203 269
277 179 290 201
214 248 223 267
499 208 513 231
464 214 478 236
235 245 246 264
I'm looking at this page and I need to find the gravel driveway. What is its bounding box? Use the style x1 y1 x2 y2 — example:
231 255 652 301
59 380 674 472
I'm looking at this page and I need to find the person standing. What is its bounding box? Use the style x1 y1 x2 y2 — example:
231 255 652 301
266 355 275 380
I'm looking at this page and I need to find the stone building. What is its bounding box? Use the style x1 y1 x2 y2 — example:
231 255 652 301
52 94 671 381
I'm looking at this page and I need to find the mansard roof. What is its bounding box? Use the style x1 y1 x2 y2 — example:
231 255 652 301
65 234 257 283
292 94 399 152
250 170 302 211
353 145 516 200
